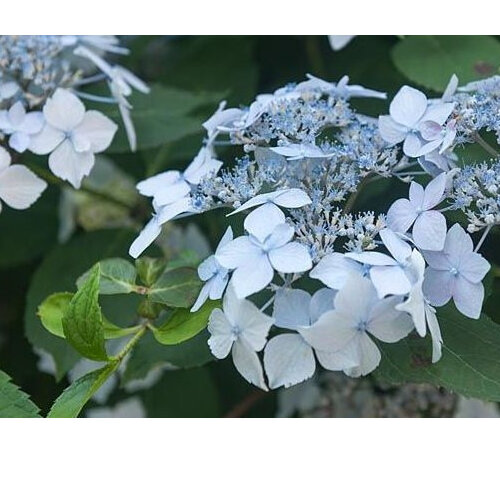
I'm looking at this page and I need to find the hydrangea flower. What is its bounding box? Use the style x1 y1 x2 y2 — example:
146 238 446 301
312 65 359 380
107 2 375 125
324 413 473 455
207 285 273 390
423 223 490 319
378 85 454 157
297 274 413 377
386 173 447 251
0 146 47 213
216 204 313 298
263 287 336 388
191 227 233 312
229 188 311 215
29 89 117 188
0 101 44 153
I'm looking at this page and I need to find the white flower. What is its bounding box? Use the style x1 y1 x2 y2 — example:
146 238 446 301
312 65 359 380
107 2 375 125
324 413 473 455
191 227 233 312
263 287 336 388
328 35 356 51
29 89 117 188
310 252 365 290
378 85 454 157
216 204 313 298
208 285 273 390
396 249 443 362
229 188 311 215
346 228 413 298
271 143 335 161
297 274 414 377
202 101 246 141
0 146 47 213
0 101 44 153
423 223 490 319
386 173 448 251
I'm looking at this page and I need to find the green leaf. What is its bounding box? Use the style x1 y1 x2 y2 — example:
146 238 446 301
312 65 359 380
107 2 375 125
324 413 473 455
77 258 138 295
38 292 139 340
376 305 500 401
392 35 500 92
47 363 118 418
135 257 166 287
122 332 213 384
0 370 41 418
94 84 225 152
25 229 138 380
151 300 220 345
62 265 108 362
148 267 201 308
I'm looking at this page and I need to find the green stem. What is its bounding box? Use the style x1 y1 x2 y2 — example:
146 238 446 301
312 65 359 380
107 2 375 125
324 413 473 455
474 132 499 157
109 324 148 363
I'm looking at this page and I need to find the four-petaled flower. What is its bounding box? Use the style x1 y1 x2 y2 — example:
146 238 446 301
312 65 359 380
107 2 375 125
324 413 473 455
0 101 44 153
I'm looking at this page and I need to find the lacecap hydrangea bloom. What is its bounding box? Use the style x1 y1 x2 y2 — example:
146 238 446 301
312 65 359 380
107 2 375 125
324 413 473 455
131 72 499 390
0 35 148 204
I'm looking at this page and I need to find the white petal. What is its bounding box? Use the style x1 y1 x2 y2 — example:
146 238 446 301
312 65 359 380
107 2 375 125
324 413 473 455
421 102 454 126
425 306 443 363
264 334 315 389
309 288 336 324
243 203 285 242
378 115 408 144
9 132 30 153
136 171 181 197
334 274 378 322
386 198 417 233
368 296 414 342
72 110 118 153
48 139 94 188
459 253 490 284
191 282 211 313
396 283 426 337
423 268 453 307
346 251 396 266
0 164 46 209
229 192 273 215
422 250 451 271
419 120 443 141
344 334 381 377
208 272 229 300
216 226 234 251
268 242 312 274
328 35 356 51
237 300 273 352
443 223 473 259
422 172 446 210
264 223 294 249
369 266 412 298
409 181 425 208
156 197 192 224
390 85 428 128
198 255 219 281
19 111 44 135
380 228 412 263
452 278 484 319
154 179 191 206
129 217 162 258
230 256 274 299
216 236 263 270
29 124 65 155
231 340 268 391
413 211 447 251
272 188 312 208
310 253 362 290
184 147 222 185
273 288 312 329
207 308 234 359
403 133 426 157
44 89 85 131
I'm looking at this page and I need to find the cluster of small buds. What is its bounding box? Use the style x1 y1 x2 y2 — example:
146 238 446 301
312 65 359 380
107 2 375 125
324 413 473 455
131 73 498 391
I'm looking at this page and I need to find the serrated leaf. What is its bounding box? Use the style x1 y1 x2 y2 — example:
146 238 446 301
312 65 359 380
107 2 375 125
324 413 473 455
152 300 220 345
148 267 201 308
47 363 118 418
135 257 166 287
376 305 500 402
392 35 500 92
62 265 108 361
77 258 138 295
0 370 41 418
122 332 213 384
39 292 140 340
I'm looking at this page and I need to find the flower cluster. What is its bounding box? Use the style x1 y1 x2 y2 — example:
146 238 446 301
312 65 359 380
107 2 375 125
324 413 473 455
131 73 498 390
0 35 148 212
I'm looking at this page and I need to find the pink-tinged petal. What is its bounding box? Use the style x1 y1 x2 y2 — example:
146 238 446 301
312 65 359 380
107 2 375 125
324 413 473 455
0 164 46 209
378 115 407 144
29 124 65 155
419 120 442 141
403 133 426 157
273 288 312 329
72 110 118 153
230 256 274 298
459 253 490 283
207 308 234 359
231 339 268 391
421 102 454 126
390 86 428 127
268 242 312 274
422 173 446 210
369 266 412 298
413 211 447 251
368 296 414 342
129 217 162 258
452 277 484 319
264 334 315 389
423 268 453 307
44 89 85 131
380 228 412 263
244 203 285 242
344 334 382 377
386 198 417 233
48 139 94 188
310 253 362 290
443 224 473 259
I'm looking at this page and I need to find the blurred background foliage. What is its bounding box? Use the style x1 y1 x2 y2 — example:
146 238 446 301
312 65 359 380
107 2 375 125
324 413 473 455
2 35 500 418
